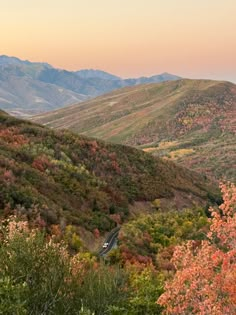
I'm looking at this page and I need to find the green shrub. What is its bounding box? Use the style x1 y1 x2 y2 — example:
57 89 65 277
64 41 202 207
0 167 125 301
0 228 73 314
0 277 28 315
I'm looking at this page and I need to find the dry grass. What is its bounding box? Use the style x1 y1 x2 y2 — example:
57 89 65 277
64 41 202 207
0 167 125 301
32 79 236 182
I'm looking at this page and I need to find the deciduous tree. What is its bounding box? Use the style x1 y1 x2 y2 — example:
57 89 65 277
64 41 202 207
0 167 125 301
158 183 236 315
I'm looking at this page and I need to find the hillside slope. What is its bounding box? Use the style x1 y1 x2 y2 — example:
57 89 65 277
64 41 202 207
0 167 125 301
0 69 87 117
34 79 236 182
0 110 219 241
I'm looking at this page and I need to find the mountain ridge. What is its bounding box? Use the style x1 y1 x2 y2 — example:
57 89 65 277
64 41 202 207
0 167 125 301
33 79 236 182
0 55 181 117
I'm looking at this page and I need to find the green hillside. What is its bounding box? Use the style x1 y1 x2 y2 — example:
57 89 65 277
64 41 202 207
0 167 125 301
0 110 219 242
33 79 236 182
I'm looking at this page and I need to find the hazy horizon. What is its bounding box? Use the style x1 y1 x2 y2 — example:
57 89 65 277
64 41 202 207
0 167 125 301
1 0 236 82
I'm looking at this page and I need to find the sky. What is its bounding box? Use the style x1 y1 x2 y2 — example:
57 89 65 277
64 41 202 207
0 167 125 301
1 0 236 81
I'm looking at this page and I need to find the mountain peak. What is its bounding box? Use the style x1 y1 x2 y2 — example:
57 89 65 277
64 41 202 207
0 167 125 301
75 69 121 81
0 55 51 68
0 55 28 65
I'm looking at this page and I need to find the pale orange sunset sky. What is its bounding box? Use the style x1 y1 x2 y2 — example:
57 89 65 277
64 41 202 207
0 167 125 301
1 0 236 81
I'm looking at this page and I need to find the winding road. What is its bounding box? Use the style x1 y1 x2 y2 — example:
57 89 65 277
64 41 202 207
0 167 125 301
99 227 120 256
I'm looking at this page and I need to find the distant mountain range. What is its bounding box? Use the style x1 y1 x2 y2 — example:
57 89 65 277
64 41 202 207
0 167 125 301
33 79 236 183
0 55 181 117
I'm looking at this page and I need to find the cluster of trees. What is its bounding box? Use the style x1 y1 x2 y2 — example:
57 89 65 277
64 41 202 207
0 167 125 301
118 207 209 266
158 183 236 314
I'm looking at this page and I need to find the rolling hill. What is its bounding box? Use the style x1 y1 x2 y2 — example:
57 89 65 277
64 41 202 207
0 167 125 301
0 55 180 117
33 79 236 182
0 110 219 247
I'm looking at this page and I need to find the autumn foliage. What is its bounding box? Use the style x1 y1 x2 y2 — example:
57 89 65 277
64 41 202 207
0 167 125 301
158 183 236 315
0 127 29 147
0 110 219 236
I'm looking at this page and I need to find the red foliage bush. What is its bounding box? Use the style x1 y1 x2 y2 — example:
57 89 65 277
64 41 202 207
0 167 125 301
158 183 236 315
32 155 51 172
3 169 15 183
0 127 29 147
93 228 100 239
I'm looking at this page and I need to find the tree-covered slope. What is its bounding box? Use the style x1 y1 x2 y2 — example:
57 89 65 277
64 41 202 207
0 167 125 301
0 110 218 237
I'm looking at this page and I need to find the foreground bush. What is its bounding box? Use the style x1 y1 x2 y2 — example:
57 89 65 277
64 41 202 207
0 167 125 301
0 217 126 314
0 219 75 314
